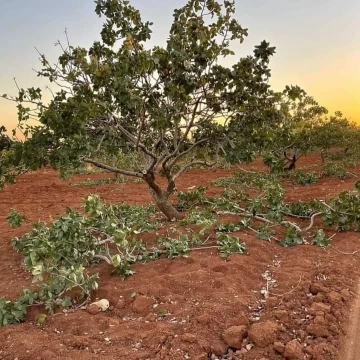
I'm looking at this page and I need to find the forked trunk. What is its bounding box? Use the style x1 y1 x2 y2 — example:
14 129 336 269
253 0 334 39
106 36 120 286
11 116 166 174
143 172 183 221
152 191 183 221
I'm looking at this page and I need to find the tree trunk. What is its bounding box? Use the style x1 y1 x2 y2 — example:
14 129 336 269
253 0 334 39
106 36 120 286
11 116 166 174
152 190 183 221
320 150 325 164
143 171 183 221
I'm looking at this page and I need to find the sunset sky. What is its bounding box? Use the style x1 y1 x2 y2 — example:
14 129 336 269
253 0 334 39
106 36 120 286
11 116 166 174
0 0 359 132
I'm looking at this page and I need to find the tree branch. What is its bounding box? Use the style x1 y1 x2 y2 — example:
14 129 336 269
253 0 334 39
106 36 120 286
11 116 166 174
167 138 208 171
162 96 203 167
135 102 146 151
82 157 143 178
95 100 157 160
303 212 323 231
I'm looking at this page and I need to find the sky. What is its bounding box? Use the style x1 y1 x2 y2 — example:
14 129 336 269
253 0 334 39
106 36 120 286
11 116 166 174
0 0 359 133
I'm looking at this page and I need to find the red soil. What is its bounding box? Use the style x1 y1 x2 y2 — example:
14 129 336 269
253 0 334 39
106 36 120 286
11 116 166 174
0 154 360 359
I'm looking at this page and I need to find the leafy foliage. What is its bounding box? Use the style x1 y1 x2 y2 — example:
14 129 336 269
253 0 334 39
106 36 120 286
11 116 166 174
284 200 321 217
293 171 319 185
176 185 207 210
255 225 274 241
215 222 243 233
323 161 351 180
281 226 305 247
0 126 13 151
156 235 191 258
216 232 247 257
321 189 360 231
311 229 330 248
7 209 25 228
3 170 360 327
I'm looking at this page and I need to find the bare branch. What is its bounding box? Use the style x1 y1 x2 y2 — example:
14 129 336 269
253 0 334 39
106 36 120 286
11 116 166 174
162 96 203 167
83 157 143 178
303 212 323 231
94 254 112 265
147 153 166 174
167 138 208 171
135 102 146 150
180 96 202 146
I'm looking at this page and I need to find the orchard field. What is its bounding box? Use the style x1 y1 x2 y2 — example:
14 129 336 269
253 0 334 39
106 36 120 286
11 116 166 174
1 0 360 359
1 153 360 360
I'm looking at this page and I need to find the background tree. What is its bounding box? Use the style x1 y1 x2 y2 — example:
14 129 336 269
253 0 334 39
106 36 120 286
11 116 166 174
259 86 329 172
310 112 360 162
1 0 277 220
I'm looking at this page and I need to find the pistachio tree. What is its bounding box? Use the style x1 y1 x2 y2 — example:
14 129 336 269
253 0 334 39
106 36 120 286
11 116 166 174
1 0 276 220
260 86 360 172
259 86 329 171
310 112 360 161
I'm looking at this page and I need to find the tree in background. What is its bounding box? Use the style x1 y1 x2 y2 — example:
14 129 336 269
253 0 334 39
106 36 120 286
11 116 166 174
258 86 360 172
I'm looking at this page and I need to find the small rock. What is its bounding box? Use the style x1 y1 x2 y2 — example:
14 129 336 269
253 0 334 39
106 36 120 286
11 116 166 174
90 299 110 312
180 333 198 344
87 304 101 315
309 302 331 314
227 348 235 356
329 324 340 334
132 296 155 314
306 323 330 338
237 348 247 355
222 326 248 349
306 343 337 360
194 353 209 360
310 282 326 295
298 330 307 342
332 309 342 319
340 289 352 301
196 313 212 325
327 291 343 307
274 341 285 354
313 315 327 327
313 292 326 303
284 339 304 360
210 340 228 356
40 350 57 360
265 296 279 309
115 299 126 309
248 321 278 348
325 313 337 323
144 312 157 322
285 301 297 310
274 310 289 323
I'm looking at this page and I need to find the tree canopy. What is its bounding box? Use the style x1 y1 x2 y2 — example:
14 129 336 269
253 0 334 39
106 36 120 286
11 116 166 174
1 0 358 219
1 0 280 219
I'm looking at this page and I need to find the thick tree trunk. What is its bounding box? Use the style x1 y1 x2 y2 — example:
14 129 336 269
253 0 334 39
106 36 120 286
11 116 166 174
143 171 183 221
152 191 183 221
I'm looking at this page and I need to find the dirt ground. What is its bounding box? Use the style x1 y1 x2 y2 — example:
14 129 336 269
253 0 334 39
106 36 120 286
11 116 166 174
1 154 360 360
